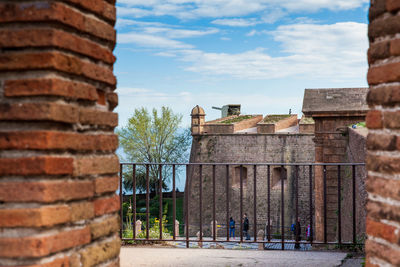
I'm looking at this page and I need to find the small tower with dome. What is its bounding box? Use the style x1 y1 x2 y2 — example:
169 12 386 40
191 105 205 135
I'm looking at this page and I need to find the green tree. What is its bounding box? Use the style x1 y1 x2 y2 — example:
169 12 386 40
118 107 191 193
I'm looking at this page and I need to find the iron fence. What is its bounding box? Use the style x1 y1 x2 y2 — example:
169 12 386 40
119 162 365 250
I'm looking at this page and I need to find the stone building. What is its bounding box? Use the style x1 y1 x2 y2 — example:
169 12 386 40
186 88 368 243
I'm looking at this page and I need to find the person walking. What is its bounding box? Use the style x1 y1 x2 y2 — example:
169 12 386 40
229 217 235 238
243 213 250 240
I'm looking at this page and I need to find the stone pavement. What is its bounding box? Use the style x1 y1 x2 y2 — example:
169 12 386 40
120 247 348 267
172 239 311 250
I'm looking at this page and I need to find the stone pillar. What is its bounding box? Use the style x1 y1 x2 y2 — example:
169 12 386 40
136 220 142 236
175 220 180 237
0 1 120 266
257 230 265 250
366 1 400 266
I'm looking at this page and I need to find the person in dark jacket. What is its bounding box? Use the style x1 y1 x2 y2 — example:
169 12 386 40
229 217 235 238
243 213 250 240
294 218 301 249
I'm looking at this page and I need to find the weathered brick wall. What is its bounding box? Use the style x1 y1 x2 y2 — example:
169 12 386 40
187 134 315 237
0 1 120 266
366 1 400 265
342 128 367 243
313 116 365 242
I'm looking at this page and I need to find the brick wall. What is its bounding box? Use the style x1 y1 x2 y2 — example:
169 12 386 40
0 1 120 266
366 1 400 266
313 116 365 242
342 128 367 243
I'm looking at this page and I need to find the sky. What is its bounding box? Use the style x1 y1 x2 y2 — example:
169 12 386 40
114 0 370 129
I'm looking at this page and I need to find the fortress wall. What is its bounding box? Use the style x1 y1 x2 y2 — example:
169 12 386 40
187 134 315 237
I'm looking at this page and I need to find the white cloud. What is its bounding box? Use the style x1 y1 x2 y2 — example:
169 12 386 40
155 51 177 57
176 22 368 81
212 18 259 27
117 32 194 49
117 0 369 20
142 27 219 38
116 18 165 28
117 87 153 95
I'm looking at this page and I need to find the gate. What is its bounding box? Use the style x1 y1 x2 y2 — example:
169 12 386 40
119 162 365 250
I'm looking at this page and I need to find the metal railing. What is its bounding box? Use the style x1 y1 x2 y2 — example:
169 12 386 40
119 162 365 250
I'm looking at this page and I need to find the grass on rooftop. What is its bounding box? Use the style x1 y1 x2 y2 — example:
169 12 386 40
263 114 291 123
300 117 314 124
219 115 254 124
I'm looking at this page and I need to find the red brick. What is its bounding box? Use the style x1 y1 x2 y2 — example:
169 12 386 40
4 78 98 101
390 38 400 57
366 217 400 244
369 0 387 21
80 237 120 267
0 28 115 64
367 200 400 222
89 215 119 239
387 0 400 12
369 15 400 41
0 2 115 42
0 102 78 123
367 84 400 106
97 90 106 105
0 227 91 258
365 239 400 266
367 153 400 174
0 156 73 176
367 133 397 150
366 110 383 129
79 108 118 127
70 201 95 221
0 52 116 86
94 195 120 216
0 205 70 227
368 40 390 64
74 155 119 176
0 131 118 152
368 61 400 85
0 180 93 203
383 111 400 128
107 92 118 110
94 176 119 195
367 175 400 201
63 0 116 23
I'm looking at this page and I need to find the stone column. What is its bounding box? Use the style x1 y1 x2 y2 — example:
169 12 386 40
0 1 120 266
366 1 400 266
175 220 180 237
136 220 142 236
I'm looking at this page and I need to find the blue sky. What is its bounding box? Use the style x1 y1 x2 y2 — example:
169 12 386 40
114 0 370 128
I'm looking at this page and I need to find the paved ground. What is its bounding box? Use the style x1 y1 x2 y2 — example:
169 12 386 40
172 239 311 250
120 247 348 267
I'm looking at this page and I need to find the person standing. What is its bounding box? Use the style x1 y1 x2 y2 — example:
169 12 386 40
229 217 235 238
243 213 250 240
